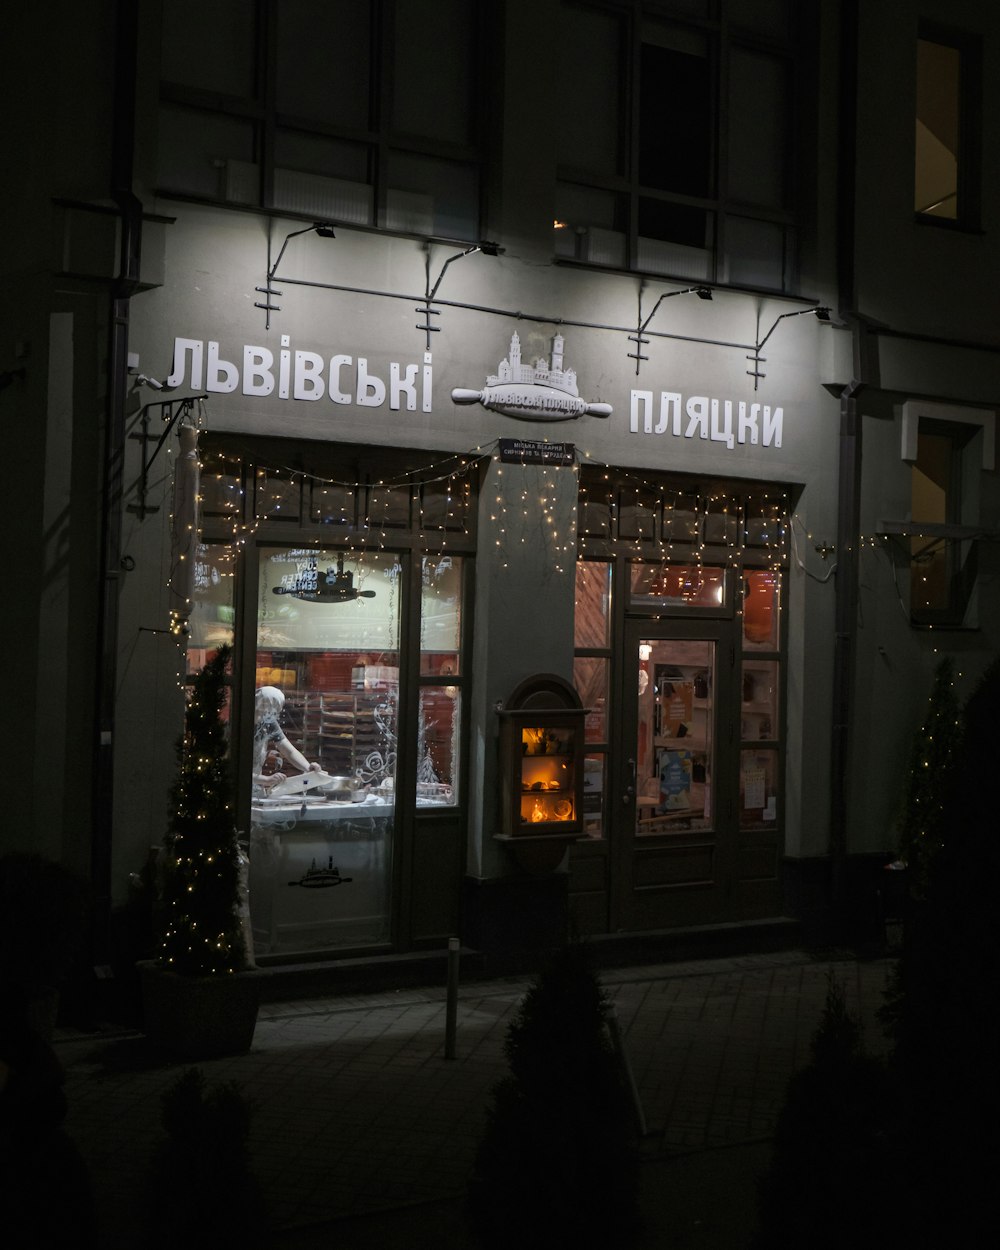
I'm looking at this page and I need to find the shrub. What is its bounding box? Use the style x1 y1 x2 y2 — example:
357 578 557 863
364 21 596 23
149 1067 268 1248
754 976 901 1249
468 945 641 1250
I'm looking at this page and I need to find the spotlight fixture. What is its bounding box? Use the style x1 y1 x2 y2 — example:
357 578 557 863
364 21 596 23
628 285 716 373
418 240 503 347
255 221 337 327
747 305 831 389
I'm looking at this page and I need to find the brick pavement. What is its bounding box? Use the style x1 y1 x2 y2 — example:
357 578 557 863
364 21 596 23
54 950 893 1248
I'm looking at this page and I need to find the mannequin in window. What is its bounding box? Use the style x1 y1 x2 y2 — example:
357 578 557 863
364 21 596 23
252 686 321 795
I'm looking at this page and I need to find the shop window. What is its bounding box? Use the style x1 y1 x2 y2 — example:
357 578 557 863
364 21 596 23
744 497 787 548
741 660 779 743
630 562 726 610
249 546 401 957
366 480 413 530
418 477 472 532
574 561 612 649
743 570 781 651
157 0 486 241
576 482 615 538
419 555 465 804
915 30 982 227
740 565 781 829
185 542 237 674
554 0 799 293
309 480 359 528
255 467 304 524
199 454 245 522
739 748 778 829
574 561 612 837
618 488 659 542
188 438 478 960
663 493 701 543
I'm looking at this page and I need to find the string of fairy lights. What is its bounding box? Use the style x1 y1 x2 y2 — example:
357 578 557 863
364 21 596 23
181 442 792 573
156 423 974 662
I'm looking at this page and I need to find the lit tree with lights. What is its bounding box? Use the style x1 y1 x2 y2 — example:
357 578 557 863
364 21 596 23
158 645 246 976
895 657 962 897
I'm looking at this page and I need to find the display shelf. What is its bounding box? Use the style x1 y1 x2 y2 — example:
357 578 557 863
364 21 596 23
287 690 391 777
497 674 587 839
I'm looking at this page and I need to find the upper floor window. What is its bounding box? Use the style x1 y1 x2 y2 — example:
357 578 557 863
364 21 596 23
914 28 982 229
553 0 800 293
157 0 486 242
909 421 978 626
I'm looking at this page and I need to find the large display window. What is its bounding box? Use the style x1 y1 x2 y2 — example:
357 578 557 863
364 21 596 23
184 437 478 961
249 547 400 956
245 546 464 957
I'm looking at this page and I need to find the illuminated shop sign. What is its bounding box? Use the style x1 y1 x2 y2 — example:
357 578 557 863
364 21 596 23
163 333 784 451
166 335 433 410
629 390 784 450
451 332 611 423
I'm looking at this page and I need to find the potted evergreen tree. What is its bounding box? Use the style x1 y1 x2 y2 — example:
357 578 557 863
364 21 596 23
139 645 260 1059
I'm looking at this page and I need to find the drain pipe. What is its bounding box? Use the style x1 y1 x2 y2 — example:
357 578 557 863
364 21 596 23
92 0 142 962
828 0 866 927
830 372 863 917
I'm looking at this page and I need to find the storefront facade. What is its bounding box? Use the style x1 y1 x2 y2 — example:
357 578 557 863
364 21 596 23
11 0 1000 973
106 191 842 964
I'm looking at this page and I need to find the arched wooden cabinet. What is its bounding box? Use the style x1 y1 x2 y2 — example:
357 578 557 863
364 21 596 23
496 674 588 841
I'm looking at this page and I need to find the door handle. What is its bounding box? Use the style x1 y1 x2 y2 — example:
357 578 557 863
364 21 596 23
623 757 636 805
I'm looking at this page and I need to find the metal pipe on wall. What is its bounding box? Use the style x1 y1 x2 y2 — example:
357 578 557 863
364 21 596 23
829 0 865 925
91 0 142 963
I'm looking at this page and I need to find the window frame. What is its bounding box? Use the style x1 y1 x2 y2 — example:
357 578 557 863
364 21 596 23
908 419 980 628
155 0 491 244
913 23 983 233
554 0 804 294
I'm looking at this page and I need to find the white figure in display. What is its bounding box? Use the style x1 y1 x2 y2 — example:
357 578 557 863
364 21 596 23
252 686 321 794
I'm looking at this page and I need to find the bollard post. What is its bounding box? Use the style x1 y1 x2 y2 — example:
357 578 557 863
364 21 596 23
607 1005 647 1137
444 936 460 1059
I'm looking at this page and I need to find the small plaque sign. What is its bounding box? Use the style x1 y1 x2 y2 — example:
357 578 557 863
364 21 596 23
498 439 575 466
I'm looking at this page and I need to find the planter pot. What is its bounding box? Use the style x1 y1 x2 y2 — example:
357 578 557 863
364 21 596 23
138 960 260 1060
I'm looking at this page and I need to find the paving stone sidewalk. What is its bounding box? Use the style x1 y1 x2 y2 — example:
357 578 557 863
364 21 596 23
54 950 893 1248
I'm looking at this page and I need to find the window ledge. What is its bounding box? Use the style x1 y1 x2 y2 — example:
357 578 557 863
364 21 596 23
878 520 983 540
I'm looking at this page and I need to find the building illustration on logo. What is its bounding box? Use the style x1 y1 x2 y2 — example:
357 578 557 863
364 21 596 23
451 331 612 422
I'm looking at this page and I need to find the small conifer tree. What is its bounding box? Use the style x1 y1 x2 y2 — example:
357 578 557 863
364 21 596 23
468 945 641 1250
149 1067 268 1248
884 659 1000 1242
157 645 246 975
895 657 962 895
754 976 901 1248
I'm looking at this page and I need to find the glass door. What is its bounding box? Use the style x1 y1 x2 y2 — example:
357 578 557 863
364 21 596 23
633 637 716 833
615 619 735 931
